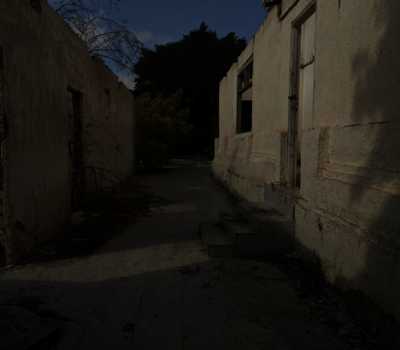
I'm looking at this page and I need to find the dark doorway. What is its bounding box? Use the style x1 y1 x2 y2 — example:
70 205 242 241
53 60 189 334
0 241 5 267
67 88 84 210
0 47 8 231
288 4 316 189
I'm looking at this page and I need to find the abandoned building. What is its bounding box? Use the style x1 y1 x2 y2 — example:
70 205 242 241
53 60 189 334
0 0 135 263
214 0 400 318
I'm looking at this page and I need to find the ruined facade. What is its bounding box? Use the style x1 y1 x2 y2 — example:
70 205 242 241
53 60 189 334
214 0 400 317
0 0 135 263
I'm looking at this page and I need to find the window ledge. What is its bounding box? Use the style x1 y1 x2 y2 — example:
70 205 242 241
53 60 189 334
235 131 252 139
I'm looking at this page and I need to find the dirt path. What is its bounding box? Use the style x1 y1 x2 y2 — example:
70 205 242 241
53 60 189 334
0 160 352 349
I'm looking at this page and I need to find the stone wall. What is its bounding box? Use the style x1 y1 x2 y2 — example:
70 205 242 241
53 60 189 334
214 0 400 318
0 0 135 262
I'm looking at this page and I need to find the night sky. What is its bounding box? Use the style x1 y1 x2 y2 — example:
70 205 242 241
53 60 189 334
114 0 267 46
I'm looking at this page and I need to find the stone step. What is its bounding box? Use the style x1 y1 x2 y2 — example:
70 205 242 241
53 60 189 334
245 212 295 256
219 219 269 257
199 222 234 258
219 218 254 236
220 212 292 257
200 212 291 259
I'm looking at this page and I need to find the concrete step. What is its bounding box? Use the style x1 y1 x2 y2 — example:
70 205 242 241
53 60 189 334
200 218 266 258
219 218 254 236
219 219 269 258
199 222 234 258
246 212 295 256
200 212 293 259
220 212 294 257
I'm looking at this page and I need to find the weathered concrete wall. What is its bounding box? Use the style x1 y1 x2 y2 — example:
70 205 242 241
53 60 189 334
0 0 135 262
84 59 135 191
214 0 400 318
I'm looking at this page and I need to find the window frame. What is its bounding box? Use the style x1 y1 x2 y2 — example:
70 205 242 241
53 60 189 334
236 57 254 134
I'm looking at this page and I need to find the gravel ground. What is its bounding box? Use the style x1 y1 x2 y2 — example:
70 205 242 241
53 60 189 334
0 160 397 349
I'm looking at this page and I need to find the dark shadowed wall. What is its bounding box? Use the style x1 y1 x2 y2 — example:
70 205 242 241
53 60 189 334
214 0 400 319
0 0 135 262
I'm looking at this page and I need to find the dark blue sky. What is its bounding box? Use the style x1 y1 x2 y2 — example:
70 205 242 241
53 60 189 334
115 0 266 46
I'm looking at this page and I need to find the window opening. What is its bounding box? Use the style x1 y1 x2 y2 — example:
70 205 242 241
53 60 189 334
237 59 253 133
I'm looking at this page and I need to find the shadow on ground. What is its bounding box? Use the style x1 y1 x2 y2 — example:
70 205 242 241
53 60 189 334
0 259 352 350
22 178 170 265
2 159 399 349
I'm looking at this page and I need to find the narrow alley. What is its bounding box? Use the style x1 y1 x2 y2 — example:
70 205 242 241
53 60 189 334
2 1 400 349
0 160 386 350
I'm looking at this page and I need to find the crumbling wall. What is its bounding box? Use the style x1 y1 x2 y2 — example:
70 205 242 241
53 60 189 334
83 60 135 192
0 0 135 262
214 0 400 318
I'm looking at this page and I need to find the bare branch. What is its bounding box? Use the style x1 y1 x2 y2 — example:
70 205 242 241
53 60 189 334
50 0 142 86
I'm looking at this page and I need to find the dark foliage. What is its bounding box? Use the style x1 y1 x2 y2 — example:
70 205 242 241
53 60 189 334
135 92 192 170
134 23 246 157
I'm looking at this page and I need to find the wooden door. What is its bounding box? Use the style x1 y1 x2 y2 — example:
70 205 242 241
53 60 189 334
289 9 316 190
